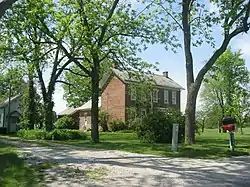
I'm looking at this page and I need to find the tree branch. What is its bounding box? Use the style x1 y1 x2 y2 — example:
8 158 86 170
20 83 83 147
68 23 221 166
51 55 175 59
63 68 89 77
55 80 73 87
98 0 119 47
157 3 183 31
59 42 91 76
0 0 17 18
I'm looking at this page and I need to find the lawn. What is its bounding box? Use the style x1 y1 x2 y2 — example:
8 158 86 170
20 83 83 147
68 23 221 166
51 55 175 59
52 128 250 159
0 142 43 187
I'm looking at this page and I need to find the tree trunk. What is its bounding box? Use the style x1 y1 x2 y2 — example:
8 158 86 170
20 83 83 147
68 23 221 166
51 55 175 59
27 74 35 129
185 89 196 144
91 63 100 143
44 98 54 131
182 0 196 144
240 125 243 135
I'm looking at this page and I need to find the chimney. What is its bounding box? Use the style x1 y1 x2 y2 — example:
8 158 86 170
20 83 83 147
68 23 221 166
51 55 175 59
163 71 168 78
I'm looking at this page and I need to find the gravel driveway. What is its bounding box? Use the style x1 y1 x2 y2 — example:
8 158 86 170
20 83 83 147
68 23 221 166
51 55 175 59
1 138 250 187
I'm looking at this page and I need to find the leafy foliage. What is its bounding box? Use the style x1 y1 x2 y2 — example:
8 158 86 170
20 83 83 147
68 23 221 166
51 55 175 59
136 109 184 143
55 116 78 130
108 120 127 132
200 48 250 131
51 129 87 140
98 110 110 132
154 0 250 144
0 68 25 103
17 129 87 140
17 129 51 140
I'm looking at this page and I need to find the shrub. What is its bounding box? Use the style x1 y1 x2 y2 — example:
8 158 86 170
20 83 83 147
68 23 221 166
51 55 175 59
17 129 87 140
51 129 87 140
108 120 127 132
55 116 78 130
17 129 51 140
136 110 185 143
0 127 7 134
99 110 110 132
127 118 142 131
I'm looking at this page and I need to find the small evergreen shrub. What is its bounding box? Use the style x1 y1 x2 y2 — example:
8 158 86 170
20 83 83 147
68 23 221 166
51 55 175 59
108 120 127 132
55 116 78 129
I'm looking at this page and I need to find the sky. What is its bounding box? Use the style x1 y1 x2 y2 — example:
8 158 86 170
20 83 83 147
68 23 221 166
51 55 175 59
52 1 250 114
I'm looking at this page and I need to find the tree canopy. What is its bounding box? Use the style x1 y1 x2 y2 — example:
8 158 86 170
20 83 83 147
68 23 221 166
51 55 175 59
200 48 250 132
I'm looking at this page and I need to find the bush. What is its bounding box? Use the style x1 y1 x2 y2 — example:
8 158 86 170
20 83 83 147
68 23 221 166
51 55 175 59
51 129 87 140
108 120 127 132
55 116 78 130
17 129 51 140
99 110 109 132
136 110 184 143
127 118 142 131
17 129 87 140
0 127 7 134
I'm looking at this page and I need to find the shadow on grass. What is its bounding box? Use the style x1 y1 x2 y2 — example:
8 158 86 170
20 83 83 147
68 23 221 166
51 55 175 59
0 144 42 187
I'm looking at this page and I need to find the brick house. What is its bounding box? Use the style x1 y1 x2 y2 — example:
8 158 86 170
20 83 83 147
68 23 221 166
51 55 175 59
58 68 184 130
100 68 184 121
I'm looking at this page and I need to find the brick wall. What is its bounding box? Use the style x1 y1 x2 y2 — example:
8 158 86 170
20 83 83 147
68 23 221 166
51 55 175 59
101 75 126 121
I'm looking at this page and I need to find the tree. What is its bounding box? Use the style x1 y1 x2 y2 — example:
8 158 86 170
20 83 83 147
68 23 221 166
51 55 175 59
200 48 250 134
0 0 74 131
20 80 44 129
0 0 18 18
156 0 250 144
0 67 25 102
38 0 161 142
62 61 113 107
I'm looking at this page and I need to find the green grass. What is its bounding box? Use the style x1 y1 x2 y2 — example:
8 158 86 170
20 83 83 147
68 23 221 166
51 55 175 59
50 128 250 159
0 142 43 187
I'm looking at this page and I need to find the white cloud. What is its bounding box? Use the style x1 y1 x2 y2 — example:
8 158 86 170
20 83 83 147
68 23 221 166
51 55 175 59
233 34 250 58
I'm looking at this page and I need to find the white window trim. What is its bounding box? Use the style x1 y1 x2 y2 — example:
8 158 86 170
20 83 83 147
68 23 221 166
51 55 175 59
152 90 159 103
172 91 177 105
164 90 169 104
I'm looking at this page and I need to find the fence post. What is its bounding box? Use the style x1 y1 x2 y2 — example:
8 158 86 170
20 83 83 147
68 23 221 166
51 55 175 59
172 124 179 152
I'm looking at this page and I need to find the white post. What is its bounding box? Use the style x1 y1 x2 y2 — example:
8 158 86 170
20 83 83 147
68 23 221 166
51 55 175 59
172 124 179 152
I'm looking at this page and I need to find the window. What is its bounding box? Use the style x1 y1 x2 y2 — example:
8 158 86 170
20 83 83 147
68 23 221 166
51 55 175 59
164 90 169 104
152 89 159 103
172 91 177 105
131 88 136 100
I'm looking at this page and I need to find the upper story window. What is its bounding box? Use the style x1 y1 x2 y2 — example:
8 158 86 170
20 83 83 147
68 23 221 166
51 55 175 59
164 90 169 104
131 88 136 101
172 91 177 105
152 89 159 103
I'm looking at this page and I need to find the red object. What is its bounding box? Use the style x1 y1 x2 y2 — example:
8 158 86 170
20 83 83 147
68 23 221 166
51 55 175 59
222 124 235 132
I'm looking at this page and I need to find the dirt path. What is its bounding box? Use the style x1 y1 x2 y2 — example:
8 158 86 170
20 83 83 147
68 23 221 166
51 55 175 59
1 138 250 187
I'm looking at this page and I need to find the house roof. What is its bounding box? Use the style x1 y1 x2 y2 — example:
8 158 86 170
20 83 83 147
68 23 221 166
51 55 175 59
58 107 76 116
76 97 101 111
58 97 101 116
0 95 20 108
100 68 185 90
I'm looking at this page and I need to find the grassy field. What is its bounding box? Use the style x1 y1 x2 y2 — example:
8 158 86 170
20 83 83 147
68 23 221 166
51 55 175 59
52 128 250 159
0 142 43 187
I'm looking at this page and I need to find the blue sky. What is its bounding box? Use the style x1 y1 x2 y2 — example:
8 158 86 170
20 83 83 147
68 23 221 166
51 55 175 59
52 1 250 114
